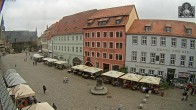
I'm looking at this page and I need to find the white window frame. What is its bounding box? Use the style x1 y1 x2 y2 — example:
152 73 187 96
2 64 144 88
141 36 147 45
132 51 137 62
141 52 146 63
171 38 176 47
160 37 166 46
96 41 101 48
109 53 113 60
132 36 138 45
130 67 136 73
96 52 100 58
190 40 195 49
180 55 186 66
188 56 194 67
148 70 154 75
139 69 145 74
181 39 187 48
102 52 107 59
109 42 114 49
170 54 176 65
150 53 156 64
103 41 107 48
151 37 157 46
160 53 165 64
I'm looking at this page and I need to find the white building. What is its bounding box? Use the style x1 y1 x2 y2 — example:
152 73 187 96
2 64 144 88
51 9 97 66
126 19 196 83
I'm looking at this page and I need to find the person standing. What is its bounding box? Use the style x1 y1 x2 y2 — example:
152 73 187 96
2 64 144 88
52 103 57 110
43 85 47 94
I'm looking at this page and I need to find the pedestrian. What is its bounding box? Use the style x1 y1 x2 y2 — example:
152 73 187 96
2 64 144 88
117 104 123 110
185 91 189 101
63 77 66 83
181 91 187 101
65 77 69 83
52 103 57 110
43 85 47 94
191 86 195 95
33 61 35 65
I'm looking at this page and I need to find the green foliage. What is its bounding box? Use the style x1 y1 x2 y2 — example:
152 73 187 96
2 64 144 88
119 66 128 74
160 82 169 89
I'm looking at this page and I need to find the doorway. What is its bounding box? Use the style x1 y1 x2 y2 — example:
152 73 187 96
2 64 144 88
103 63 110 71
167 68 175 83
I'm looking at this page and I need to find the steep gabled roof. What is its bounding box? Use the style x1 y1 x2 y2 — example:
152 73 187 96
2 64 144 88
52 9 97 36
89 5 134 19
127 19 196 38
40 22 58 39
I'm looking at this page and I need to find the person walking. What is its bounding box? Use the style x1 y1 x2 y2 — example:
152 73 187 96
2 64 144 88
191 84 195 95
43 85 47 94
52 103 57 110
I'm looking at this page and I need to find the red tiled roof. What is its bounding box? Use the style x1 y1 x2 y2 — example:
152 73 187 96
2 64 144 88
127 19 196 38
89 5 134 19
52 9 97 36
40 22 58 39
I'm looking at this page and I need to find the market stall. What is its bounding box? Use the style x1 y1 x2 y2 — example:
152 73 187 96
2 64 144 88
71 65 89 74
101 71 125 86
54 61 68 69
33 54 44 62
6 76 27 87
22 102 55 110
82 67 103 79
120 73 143 89
46 59 58 66
4 69 17 77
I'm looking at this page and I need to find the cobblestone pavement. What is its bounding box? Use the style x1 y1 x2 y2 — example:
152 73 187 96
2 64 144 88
1 53 196 110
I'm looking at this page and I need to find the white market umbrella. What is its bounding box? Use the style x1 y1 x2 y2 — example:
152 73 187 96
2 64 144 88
102 70 125 78
22 102 55 110
139 76 161 85
120 73 143 82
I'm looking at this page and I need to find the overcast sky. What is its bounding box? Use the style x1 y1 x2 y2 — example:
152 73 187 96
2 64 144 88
1 0 196 37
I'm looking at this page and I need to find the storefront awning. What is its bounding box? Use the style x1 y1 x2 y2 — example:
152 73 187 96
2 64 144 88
139 76 161 85
120 73 143 82
83 67 102 74
102 71 125 78
54 61 68 65
72 65 89 71
178 72 190 78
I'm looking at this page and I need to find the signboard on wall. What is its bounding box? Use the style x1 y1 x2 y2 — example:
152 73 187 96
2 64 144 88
178 72 190 78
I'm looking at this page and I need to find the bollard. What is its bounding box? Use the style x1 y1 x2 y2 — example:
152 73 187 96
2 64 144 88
142 98 147 103
138 104 143 109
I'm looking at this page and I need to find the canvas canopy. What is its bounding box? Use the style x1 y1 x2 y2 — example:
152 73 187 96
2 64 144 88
55 61 68 65
102 71 125 78
72 65 89 71
22 102 55 110
83 67 102 74
120 73 143 82
43 58 52 61
47 58 58 63
33 54 43 58
8 84 35 99
139 76 161 85
4 69 17 77
5 73 20 81
7 76 27 87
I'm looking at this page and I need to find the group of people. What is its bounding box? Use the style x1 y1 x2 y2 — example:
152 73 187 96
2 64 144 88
181 82 196 101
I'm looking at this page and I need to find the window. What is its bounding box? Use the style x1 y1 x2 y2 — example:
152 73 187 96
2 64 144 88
80 47 82 52
85 33 88 38
160 53 165 64
116 43 123 49
64 46 66 51
151 37 157 46
96 42 100 48
116 32 120 37
103 53 107 59
139 69 145 74
109 42 113 48
103 42 107 48
96 52 100 58
180 55 186 66
103 32 107 37
181 39 187 48
98 21 107 25
68 36 69 41
145 26 151 31
148 70 154 75
87 42 90 47
91 52 95 57
115 19 121 24
132 51 137 61
92 42 95 47
80 36 82 40
64 37 66 41
59 46 60 50
76 36 78 41
97 32 100 38
85 42 87 47
160 37 166 46
92 32 95 38
62 46 63 51
171 38 177 47
132 36 138 44
141 36 147 45
68 46 69 51
96 62 99 68
170 54 176 65
130 67 136 73
165 27 171 32
190 40 195 49
85 51 88 56
189 56 194 67
76 47 78 52
109 32 113 37
72 36 74 41
109 53 113 60
186 29 192 34
72 47 74 52
116 54 122 60
141 52 146 62
150 53 156 63
158 71 163 76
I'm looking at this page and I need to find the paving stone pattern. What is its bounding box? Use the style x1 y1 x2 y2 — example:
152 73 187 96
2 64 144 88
1 53 196 110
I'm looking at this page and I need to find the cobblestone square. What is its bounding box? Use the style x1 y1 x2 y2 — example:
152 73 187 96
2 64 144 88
1 53 196 110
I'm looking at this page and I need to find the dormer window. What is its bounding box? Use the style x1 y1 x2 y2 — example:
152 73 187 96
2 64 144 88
186 28 192 34
145 26 151 31
165 24 172 32
98 18 109 26
115 16 123 24
185 25 192 34
87 19 94 26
